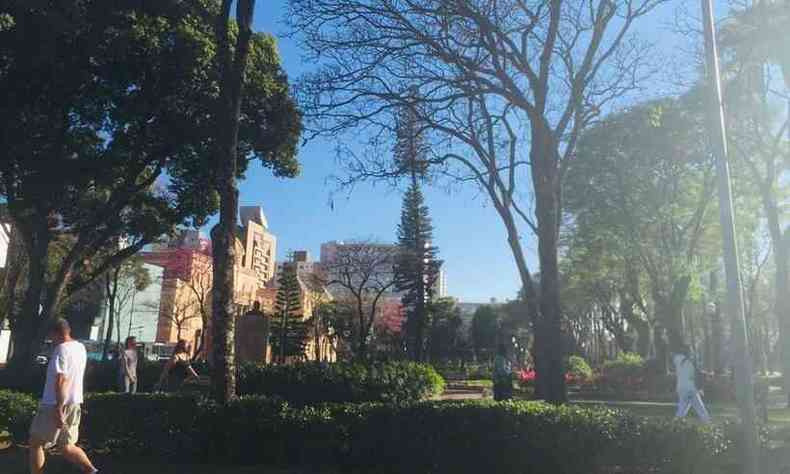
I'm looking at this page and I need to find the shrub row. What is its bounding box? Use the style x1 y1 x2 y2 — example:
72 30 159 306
0 390 741 474
237 361 445 405
0 361 444 405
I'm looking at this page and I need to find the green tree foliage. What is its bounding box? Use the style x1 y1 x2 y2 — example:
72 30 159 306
393 103 442 361
271 264 308 362
0 1 301 372
425 297 463 363
470 305 499 362
394 183 442 361
719 0 790 402
565 94 721 362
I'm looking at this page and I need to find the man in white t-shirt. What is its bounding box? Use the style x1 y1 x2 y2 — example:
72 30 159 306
673 344 711 423
29 318 100 474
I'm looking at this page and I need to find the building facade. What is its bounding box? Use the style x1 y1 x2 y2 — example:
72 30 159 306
141 206 278 357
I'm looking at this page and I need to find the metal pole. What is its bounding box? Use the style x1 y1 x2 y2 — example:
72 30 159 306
700 1 760 473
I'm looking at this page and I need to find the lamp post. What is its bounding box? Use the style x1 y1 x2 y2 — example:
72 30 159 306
700 1 759 473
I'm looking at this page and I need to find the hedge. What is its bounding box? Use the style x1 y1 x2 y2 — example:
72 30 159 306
0 390 742 474
0 389 37 442
0 360 443 405
237 361 445 405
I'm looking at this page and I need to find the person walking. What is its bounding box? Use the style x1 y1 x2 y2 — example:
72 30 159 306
29 318 101 474
493 343 513 401
673 344 712 423
155 339 199 392
119 336 138 394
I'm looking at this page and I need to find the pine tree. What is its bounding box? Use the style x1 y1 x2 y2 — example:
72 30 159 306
271 264 308 363
393 103 442 361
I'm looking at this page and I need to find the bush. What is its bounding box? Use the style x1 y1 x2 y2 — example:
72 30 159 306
0 390 37 442
566 355 593 383
0 392 740 473
237 361 445 405
598 352 648 397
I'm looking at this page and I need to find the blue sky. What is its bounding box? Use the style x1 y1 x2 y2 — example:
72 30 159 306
216 0 722 303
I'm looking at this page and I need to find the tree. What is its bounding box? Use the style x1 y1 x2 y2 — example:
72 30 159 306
320 241 397 359
0 210 24 330
565 94 722 369
0 1 216 372
392 101 441 361
0 1 301 374
271 264 306 363
288 0 668 403
312 300 352 360
303 273 333 361
206 0 302 403
394 182 442 361
719 0 790 404
425 297 463 363
102 256 151 360
471 305 500 362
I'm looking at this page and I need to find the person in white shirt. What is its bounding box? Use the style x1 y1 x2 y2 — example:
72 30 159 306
673 345 711 423
28 318 100 474
119 336 138 394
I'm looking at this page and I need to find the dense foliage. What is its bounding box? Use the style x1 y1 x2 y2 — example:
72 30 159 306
0 390 743 473
0 360 443 405
237 361 445 405
271 264 309 362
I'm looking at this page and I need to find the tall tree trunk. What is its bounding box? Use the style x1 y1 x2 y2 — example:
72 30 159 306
1 223 24 329
633 319 651 358
8 225 49 374
102 270 119 361
709 271 725 375
531 125 566 404
210 0 256 403
654 324 668 374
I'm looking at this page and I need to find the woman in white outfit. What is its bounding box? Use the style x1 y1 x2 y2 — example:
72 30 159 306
673 345 712 423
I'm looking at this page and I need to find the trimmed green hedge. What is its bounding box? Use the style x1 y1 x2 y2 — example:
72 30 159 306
1 361 443 405
0 390 740 473
0 389 37 442
237 361 445 405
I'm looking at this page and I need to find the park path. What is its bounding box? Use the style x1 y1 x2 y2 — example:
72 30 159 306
439 383 487 400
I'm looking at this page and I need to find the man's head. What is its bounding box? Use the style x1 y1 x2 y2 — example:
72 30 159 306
125 336 137 349
47 318 71 344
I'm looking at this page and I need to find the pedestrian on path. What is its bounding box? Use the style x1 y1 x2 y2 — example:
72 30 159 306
673 345 712 423
29 318 101 474
119 336 138 394
493 343 513 401
155 339 198 392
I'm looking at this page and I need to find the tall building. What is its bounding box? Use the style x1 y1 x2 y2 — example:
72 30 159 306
433 269 447 298
141 205 278 355
238 206 277 288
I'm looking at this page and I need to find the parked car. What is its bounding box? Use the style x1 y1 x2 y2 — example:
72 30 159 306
35 340 54 365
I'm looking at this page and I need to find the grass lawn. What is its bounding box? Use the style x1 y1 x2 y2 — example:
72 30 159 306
0 446 335 474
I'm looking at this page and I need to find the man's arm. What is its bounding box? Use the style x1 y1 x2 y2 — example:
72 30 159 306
54 372 70 428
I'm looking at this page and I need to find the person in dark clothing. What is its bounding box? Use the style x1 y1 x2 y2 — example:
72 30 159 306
156 339 198 392
493 343 513 401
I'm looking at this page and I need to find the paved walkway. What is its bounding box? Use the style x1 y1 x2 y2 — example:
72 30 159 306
439 383 487 400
